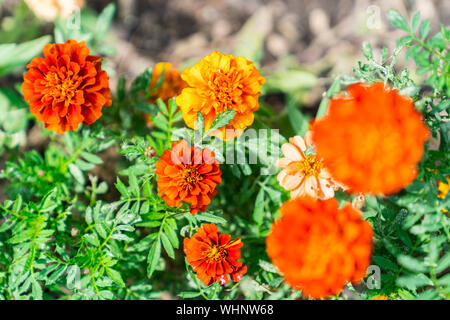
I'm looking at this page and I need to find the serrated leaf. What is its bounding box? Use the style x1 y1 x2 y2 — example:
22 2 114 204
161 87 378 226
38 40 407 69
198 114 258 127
387 9 409 32
106 268 125 287
160 233 175 259
147 238 161 278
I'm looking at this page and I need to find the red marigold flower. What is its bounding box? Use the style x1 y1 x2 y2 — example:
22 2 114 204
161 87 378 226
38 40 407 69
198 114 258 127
22 40 112 133
312 82 430 195
155 140 222 214
184 223 247 286
266 196 373 299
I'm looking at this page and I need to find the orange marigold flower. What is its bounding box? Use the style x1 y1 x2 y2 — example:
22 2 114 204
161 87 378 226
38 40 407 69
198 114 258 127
155 140 222 214
184 223 247 286
369 295 389 300
312 82 430 195
22 40 112 133
275 131 343 199
176 51 265 140
266 196 373 299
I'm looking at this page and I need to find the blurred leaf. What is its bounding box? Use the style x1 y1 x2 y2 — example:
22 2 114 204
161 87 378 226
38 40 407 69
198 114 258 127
0 35 51 76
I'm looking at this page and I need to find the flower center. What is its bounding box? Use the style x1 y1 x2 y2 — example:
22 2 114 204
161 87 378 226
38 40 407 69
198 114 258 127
295 155 324 177
207 245 227 262
180 165 202 189
42 70 81 106
206 69 243 113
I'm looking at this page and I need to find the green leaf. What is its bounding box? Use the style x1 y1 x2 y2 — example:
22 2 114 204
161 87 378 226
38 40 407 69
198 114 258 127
420 20 431 40
397 273 433 290
373 255 399 271
178 291 202 298
32 279 43 300
387 9 409 32
68 163 85 184
128 172 139 197
195 212 227 224
258 260 279 274
161 233 175 259
0 36 51 76
398 255 428 273
411 12 420 32
436 252 450 273
207 110 235 134
106 268 125 287
81 152 103 165
95 3 116 40
147 238 161 278
253 188 265 225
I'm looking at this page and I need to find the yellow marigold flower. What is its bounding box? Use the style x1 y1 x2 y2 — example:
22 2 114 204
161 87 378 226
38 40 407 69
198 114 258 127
437 177 450 199
176 51 265 140
275 131 342 199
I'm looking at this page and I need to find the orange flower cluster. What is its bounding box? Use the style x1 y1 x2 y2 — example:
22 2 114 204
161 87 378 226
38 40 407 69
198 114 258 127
184 223 247 286
22 40 111 133
266 196 373 299
312 82 430 195
176 51 265 140
155 140 222 214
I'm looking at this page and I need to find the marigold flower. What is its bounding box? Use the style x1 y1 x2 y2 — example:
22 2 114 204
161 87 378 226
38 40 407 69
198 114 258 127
155 140 222 214
437 177 449 199
266 196 373 299
148 62 186 104
369 295 389 300
176 51 265 140
144 62 186 124
184 223 247 286
312 82 430 195
275 131 342 199
22 40 112 133
25 0 84 21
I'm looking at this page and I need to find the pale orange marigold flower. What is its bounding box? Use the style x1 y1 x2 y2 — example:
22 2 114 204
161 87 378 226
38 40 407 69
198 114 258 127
22 40 112 133
312 82 430 195
369 295 389 300
275 131 342 199
176 51 265 140
155 140 222 214
25 0 84 21
266 196 373 299
184 223 247 286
